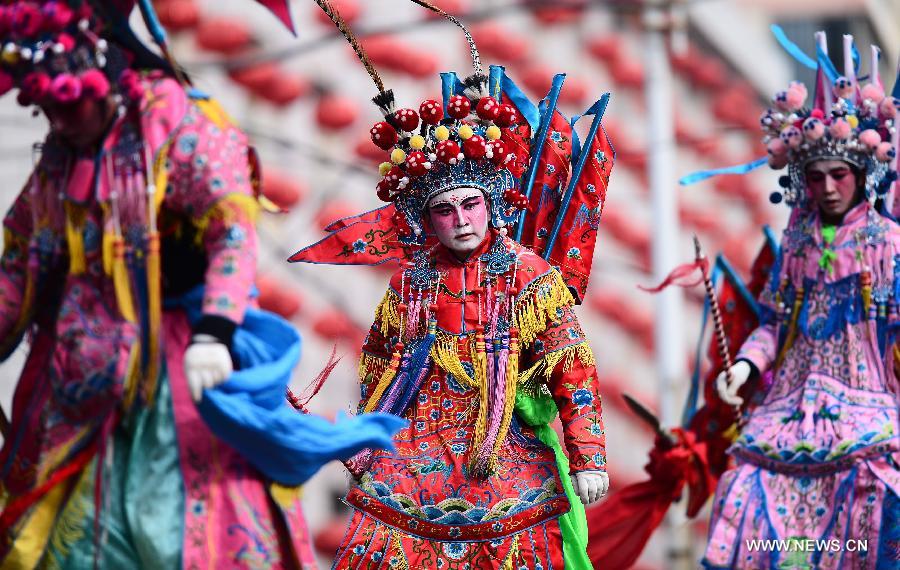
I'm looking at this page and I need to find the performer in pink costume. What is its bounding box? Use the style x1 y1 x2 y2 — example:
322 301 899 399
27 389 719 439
0 1 402 567
705 35 900 569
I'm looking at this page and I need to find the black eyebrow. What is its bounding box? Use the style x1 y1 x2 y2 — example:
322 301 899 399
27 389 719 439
461 196 481 204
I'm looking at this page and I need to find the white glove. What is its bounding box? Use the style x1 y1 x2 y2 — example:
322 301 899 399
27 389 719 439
570 470 609 505
716 360 752 407
184 334 233 402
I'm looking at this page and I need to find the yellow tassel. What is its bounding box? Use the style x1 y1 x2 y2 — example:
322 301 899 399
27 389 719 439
101 230 114 276
120 343 142 412
469 328 489 469
774 286 803 370
514 271 575 348
432 334 476 388
491 330 520 467
358 353 390 385
112 237 137 323
64 203 86 275
363 347 402 413
501 535 520 569
374 290 402 333
143 232 162 403
152 140 171 215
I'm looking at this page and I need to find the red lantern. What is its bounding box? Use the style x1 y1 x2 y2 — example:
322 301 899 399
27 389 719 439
610 57 644 90
256 275 303 319
314 516 352 556
261 168 306 210
470 24 530 64
315 94 359 130
521 65 553 99
587 36 622 64
403 52 440 78
196 18 252 54
355 137 386 164
316 201 359 231
421 0 466 18
257 75 309 107
228 62 280 91
530 3 585 25
155 0 199 32
312 309 356 341
313 0 361 25
558 76 588 107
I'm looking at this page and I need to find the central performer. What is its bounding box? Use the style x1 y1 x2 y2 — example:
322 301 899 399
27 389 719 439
289 3 616 567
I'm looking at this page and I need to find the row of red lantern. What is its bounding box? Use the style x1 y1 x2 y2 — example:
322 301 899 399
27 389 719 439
256 274 368 345
361 35 440 79
670 47 731 92
586 34 644 90
261 167 307 211
470 23 531 65
598 209 651 270
519 65 589 107
589 289 655 352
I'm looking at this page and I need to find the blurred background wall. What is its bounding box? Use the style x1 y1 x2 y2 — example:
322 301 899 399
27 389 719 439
0 0 896 567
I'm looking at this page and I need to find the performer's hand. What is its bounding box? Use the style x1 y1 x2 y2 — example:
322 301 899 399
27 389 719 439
716 360 751 407
570 470 609 505
184 334 234 402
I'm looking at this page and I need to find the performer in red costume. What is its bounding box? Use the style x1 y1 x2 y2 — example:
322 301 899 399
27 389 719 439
290 2 617 567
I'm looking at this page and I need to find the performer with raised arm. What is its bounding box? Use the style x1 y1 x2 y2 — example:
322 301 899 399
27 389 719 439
0 1 402 567
704 35 900 569
289 2 617 567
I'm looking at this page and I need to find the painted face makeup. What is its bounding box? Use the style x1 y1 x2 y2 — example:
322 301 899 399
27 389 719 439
426 186 489 257
805 159 862 224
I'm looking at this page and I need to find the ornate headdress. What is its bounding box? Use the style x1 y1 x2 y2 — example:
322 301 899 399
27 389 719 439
0 0 296 108
369 83 526 239
682 31 899 210
292 0 615 303
0 0 131 106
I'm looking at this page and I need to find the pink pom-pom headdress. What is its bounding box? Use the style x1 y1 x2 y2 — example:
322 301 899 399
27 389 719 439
683 30 899 210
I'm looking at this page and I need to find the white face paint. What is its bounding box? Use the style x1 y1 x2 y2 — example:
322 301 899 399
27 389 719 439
426 186 489 256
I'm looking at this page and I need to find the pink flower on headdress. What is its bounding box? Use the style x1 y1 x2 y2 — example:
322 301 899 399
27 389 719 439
80 69 109 99
21 71 51 102
50 73 82 104
876 142 896 163
858 129 882 150
829 118 851 140
833 77 854 100
879 97 898 120
785 82 807 111
767 137 788 159
41 2 74 33
53 32 76 53
802 117 825 141
779 125 803 149
11 3 43 38
0 71 13 97
859 83 885 105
